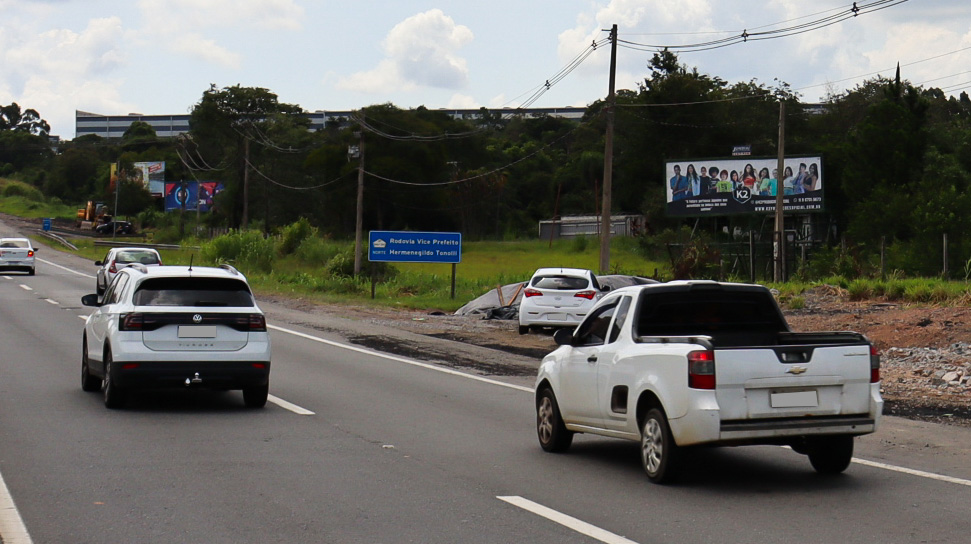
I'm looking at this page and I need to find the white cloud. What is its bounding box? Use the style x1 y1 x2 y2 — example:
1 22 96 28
446 93 478 109
337 9 473 93
169 33 242 69
138 0 304 32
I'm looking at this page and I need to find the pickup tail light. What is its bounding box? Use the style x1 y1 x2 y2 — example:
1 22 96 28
523 288 542 298
688 350 716 390
870 345 880 383
574 290 596 300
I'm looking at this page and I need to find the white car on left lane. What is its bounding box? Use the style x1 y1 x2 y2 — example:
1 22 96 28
0 237 37 275
81 263 272 409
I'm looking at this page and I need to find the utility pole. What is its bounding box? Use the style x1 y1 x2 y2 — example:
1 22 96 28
241 136 251 229
774 101 786 282
353 116 365 275
599 24 617 275
113 161 120 241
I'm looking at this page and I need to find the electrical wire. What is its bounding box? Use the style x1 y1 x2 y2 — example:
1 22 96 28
245 158 356 191
617 0 908 53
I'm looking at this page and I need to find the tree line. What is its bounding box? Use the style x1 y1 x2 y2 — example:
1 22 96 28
3 51 971 276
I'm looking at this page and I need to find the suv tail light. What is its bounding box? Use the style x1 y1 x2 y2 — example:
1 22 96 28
248 314 267 332
523 288 542 298
688 350 716 390
574 290 596 300
870 345 880 383
120 313 144 331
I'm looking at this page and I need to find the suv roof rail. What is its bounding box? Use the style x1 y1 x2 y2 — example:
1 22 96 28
218 263 240 275
128 263 149 274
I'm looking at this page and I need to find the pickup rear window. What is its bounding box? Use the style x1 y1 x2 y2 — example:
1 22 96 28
636 290 788 338
133 278 255 307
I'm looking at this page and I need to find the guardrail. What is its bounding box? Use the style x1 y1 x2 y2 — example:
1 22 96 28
92 241 200 250
35 229 78 251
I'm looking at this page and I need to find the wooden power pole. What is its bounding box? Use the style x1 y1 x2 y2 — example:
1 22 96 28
353 117 365 275
599 24 617 275
774 101 786 282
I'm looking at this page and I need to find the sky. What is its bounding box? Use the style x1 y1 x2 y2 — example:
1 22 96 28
1 0 969 139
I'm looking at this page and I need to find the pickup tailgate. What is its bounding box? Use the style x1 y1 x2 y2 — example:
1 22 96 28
714 343 873 421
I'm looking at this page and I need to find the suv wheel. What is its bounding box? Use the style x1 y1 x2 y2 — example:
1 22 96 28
243 384 269 408
81 336 100 392
102 350 127 409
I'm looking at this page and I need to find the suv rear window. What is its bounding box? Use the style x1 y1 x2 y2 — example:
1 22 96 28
532 275 590 290
133 277 255 307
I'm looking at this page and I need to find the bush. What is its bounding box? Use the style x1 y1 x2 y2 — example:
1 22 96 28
294 236 340 266
278 217 317 256
202 230 276 273
569 235 589 253
2 181 44 202
326 247 397 279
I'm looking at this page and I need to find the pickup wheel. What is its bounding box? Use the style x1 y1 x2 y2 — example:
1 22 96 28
641 408 680 483
808 436 854 474
536 388 573 452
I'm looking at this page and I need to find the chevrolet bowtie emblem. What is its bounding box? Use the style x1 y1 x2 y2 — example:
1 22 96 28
786 366 808 375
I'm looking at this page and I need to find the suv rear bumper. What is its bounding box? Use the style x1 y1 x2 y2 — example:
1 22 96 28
110 360 270 390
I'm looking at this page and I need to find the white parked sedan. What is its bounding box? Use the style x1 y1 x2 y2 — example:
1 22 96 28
95 247 162 295
0 237 37 275
518 267 608 334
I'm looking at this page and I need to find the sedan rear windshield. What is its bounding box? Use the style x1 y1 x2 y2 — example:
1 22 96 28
116 251 159 265
133 278 255 307
531 275 590 290
0 240 29 248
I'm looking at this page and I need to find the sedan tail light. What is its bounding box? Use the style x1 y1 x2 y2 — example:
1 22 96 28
27 250 34 257
523 288 542 298
574 290 596 300
688 350 716 390
108 260 117 274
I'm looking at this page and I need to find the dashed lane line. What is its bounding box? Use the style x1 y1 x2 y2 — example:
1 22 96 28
498 496 638 544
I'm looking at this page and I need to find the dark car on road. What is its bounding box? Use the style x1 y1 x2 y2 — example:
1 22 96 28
95 221 134 235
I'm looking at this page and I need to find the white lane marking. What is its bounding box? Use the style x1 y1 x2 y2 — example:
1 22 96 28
19 284 32 291
78 315 88 320
2 275 11 279
271 323 971 487
852 458 971 487
268 324 533 393
498 496 638 544
268 394 315 416
0 467 33 544
37 258 94 278
45 298 59 305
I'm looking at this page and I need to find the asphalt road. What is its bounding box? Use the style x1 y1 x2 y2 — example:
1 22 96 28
1 222 970 543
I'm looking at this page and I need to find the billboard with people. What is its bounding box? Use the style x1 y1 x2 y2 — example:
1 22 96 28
665 156 823 216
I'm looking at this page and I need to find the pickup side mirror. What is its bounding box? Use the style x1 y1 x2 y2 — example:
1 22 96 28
553 328 575 346
80 294 101 307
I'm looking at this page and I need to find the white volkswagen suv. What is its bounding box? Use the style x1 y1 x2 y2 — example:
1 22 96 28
81 264 272 409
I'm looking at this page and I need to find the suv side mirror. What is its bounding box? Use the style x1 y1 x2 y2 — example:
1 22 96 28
553 328 575 346
81 294 101 307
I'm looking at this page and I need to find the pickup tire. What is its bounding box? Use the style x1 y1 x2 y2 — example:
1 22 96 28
808 436 854 474
641 408 680 483
536 388 573 452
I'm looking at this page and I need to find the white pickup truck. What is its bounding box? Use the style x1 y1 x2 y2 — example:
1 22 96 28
535 281 882 483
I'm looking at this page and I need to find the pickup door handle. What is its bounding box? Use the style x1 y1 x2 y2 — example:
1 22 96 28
587 356 598 363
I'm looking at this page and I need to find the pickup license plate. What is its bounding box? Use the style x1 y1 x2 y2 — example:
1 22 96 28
770 390 818 408
178 326 217 338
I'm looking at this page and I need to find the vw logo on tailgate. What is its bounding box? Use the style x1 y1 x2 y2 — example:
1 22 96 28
192 314 203 323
